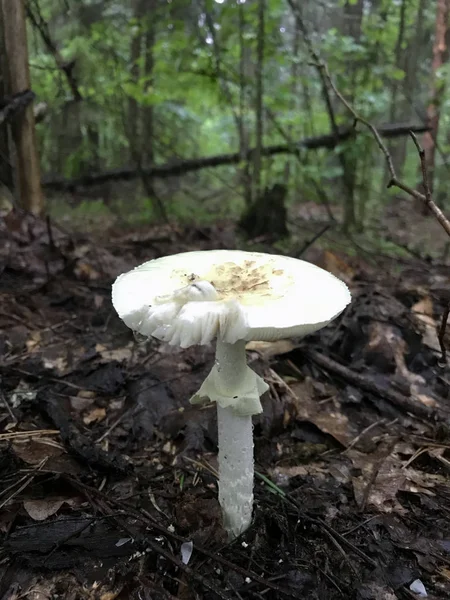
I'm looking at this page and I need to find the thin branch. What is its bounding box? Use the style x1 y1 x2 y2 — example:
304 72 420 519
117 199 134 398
324 61 450 238
288 0 450 363
26 0 82 101
287 0 450 238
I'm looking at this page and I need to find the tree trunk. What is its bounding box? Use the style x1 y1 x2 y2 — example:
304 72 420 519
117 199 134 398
143 13 155 167
128 0 144 161
419 0 450 198
395 0 426 177
1 0 44 215
252 0 265 203
387 0 408 177
128 0 167 221
283 23 300 185
238 0 251 206
341 0 364 231
0 0 12 192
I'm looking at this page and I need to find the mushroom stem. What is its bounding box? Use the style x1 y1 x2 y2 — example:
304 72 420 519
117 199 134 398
215 339 255 539
217 402 254 538
190 338 269 538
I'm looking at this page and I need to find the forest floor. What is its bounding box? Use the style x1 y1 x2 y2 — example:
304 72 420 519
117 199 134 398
1 208 450 600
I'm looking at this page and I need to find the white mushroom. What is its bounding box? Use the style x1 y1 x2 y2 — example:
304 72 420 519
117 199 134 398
112 250 351 539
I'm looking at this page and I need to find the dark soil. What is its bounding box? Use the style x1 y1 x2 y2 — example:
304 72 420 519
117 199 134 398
0 210 450 600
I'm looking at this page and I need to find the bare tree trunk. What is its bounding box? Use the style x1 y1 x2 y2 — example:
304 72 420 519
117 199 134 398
2 0 44 215
128 0 167 221
252 0 265 203
143 10 155 168
128 0 144 161
395 0 426 175
387 0 408 176
341 0 363 231
283 24 300 185
238 0 251 206
0 0 12 192
419 0 450 197
203 3 243 141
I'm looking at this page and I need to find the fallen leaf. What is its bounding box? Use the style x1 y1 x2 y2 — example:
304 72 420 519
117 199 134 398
348 443 447 513
94 294 104 308
74 261 100 281
12 438 64 465
42 355 68 375
0 508 17 533
322 250 355 283
99 592 121 600
412 296 441 352
26 331 41 352
290 380 356 446
23 497 69 521
77 390 97 399
95 342 133 362
70 395 96 412
83 407 106 425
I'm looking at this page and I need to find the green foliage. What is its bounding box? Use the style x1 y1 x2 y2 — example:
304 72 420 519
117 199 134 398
29 0 439 230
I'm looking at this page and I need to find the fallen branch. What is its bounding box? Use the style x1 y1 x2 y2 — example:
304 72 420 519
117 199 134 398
42 122 430 191
305 349 450 424
35 390 131 476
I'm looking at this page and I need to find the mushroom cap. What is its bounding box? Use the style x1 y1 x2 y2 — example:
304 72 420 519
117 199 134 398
112 249 351 348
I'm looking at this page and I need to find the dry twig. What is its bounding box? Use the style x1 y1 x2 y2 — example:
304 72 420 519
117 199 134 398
438 302 450 365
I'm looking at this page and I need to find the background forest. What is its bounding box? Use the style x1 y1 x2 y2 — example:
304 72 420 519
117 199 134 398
3 0 450 252
2 2 450 599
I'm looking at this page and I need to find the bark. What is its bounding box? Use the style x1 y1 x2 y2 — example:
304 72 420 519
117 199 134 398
2 0 44 215
341 0 364 230
128 0 144 160
387 0 408 177
42 122 430 191
283 23 300 184
394 0 426 177
238 0 251 206
203 1 245 165
0 0 13 191
252 0 265 202
143 15 155 167
420 0 450 195
128 0 167 221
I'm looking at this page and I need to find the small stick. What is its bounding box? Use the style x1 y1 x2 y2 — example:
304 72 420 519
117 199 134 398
438 301 450 365
409 132 432 205
344 419 386 452
0 378 17 423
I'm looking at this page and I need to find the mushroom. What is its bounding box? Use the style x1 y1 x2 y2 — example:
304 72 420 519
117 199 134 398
112 250 351 539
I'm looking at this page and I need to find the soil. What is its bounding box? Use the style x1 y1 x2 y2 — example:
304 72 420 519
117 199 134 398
0 209 449 600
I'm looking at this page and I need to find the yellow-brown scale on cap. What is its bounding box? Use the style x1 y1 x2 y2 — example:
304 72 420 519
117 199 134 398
174 260 291 305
